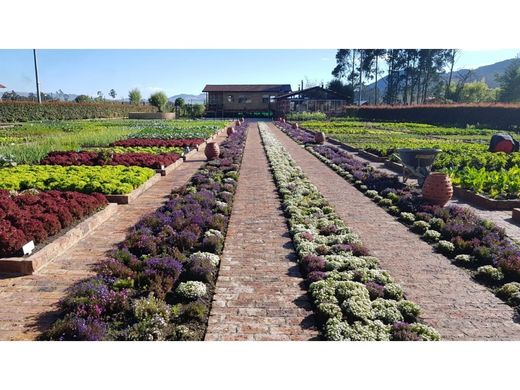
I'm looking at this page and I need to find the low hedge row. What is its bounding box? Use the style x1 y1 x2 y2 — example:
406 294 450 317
0 101 156 122
340 104 520 130
260 123 439 341
42 122 249 341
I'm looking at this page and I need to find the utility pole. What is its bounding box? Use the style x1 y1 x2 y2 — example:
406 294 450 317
33 49 42 104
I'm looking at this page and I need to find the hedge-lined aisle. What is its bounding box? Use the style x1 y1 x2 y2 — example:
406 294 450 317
266 122 520 340
205 123 318 340
0 131 229 341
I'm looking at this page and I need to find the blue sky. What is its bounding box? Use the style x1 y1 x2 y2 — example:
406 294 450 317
0 49 518 98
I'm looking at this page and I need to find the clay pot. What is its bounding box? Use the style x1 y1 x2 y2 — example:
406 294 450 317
226 126 235 136
292 123 299 129
315 132 326 144
235 120 241 126
204 142 220 160
422 172 453 206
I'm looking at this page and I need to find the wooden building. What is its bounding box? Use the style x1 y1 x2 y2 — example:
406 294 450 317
203 84 292 117
274 86 348 116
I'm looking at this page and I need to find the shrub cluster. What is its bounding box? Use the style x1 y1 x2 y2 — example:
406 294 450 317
42 121 249 341
0 189 107 257
259 124 439 341
0 101 155 122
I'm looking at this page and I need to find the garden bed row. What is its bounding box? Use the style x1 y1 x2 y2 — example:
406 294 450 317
41 121 249 341
276 122 520 319
259 123 440 341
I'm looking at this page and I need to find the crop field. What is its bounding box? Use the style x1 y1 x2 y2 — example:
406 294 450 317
0 119 227 164
300 119 520 199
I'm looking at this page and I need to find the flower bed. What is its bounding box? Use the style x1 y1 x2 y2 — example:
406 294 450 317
111 138 205 148
42 121 249 341
259 124 439 341
41 151 181 170
0 165 156 194
87 146 185 155
0 189 107 258
277 123 520 316
276 122 316 144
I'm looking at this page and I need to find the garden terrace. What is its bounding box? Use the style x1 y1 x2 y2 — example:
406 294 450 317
0 123 238 340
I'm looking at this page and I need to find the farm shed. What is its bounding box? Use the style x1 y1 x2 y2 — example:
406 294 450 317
274 86 348 116
203 84 292 117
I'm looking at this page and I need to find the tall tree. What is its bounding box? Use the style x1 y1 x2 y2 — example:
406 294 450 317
109 89 117 100
497 58 520 102
445 49 460 98
128 88 142 105
332 49 353 82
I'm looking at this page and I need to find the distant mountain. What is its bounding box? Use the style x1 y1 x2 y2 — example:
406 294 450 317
363 58 517 101
169 93 206 104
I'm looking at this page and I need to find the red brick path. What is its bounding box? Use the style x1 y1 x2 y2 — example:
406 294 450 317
268 122 520 341
205 123 318 341
0 132 228 341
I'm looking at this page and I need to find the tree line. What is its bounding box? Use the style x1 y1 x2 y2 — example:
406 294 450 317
330 49 520 105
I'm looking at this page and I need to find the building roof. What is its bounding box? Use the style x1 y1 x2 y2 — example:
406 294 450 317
275 86 348 100
202 84 292 93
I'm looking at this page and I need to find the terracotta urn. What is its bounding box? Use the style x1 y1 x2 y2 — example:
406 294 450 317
204 142 220 160
292 123 299 129
315 132 326 144
422 172 453 206
226 126 235 136
235 120 241 126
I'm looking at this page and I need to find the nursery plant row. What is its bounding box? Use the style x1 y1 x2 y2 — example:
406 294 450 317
276 122 520 318
259 123 440 341
42 121 249 341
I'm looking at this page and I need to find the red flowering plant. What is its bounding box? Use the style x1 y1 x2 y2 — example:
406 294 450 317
0 189 107 257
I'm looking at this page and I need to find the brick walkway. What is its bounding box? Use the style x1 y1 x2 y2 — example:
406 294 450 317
268 122 520 340
0 132 228 341
205 123 318 341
